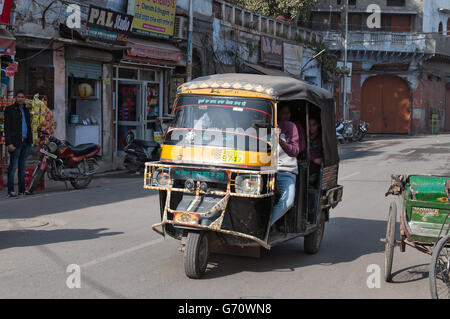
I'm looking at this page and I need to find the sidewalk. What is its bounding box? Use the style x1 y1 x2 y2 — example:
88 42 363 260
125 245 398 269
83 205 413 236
1 169 143 196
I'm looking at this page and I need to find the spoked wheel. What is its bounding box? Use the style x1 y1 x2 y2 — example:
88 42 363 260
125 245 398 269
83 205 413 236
304 210 325 254
429 234 450 299
184 232 209 279
384 202 397 282
70 159 95 189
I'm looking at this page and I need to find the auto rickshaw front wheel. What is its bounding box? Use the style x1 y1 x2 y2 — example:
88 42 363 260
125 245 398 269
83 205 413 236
184 231 209 279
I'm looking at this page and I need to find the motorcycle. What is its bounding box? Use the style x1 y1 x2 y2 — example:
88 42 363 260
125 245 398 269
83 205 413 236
336 120 353 143
27 129 101 194
123 131 161 173
353 120 370 142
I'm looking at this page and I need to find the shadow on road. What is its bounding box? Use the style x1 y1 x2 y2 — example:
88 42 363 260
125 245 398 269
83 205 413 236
202 217 399 279
0 174 157 219
390 264 429 283
0 227 123 250
339 139 402 162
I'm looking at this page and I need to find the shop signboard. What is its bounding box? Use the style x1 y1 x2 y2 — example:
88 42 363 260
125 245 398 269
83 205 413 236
0 0 13 25
86 5 134 45
126 42 180 62
283 43 303 76
260 35 283 68
129 0 177 38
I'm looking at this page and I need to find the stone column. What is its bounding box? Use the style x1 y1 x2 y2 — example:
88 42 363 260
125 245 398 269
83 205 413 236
53 42 66 140
102 63 114 171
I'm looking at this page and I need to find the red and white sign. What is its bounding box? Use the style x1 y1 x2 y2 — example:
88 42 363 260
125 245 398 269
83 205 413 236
5 68 14 78
0 0 13 25
6 63 17 73
127 43 180 62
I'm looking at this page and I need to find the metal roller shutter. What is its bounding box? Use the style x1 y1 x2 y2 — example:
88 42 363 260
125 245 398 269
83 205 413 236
67 60 102 79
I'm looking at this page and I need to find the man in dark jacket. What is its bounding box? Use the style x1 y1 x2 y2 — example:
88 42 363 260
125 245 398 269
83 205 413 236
4 90 33 197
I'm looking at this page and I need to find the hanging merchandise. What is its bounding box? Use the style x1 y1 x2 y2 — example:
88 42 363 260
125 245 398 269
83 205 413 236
30 94 55 146
78 83 94 100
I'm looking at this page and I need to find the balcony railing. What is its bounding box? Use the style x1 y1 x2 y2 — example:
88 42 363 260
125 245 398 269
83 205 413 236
322 31 428 53
213 0 322 43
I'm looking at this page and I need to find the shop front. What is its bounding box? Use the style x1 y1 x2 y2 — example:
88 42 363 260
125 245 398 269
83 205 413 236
114 38 181 153
66 46 113 150
0 30 16 188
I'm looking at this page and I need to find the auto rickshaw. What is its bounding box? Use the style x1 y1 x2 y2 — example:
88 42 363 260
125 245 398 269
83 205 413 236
144 74 343 278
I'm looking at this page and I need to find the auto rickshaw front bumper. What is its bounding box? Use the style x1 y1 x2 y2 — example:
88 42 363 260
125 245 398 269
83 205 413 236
144 162 276 249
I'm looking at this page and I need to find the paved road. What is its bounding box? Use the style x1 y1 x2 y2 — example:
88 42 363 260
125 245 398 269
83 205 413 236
1 135 449 298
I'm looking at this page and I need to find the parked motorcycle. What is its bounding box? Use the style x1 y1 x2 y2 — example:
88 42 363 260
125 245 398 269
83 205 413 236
27 129 101 194
353 120 370 142
123 131 161 173
336 120 354 143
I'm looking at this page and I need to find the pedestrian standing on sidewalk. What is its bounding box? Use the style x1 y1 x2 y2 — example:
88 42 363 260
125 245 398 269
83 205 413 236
4 90 32 197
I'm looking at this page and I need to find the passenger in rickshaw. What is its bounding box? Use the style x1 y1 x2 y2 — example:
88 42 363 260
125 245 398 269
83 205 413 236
271 105 300 226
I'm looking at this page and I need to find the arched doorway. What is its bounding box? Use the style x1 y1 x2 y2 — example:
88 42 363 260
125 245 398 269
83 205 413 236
439 22 443 34
361 75 411 134
447 18 450 35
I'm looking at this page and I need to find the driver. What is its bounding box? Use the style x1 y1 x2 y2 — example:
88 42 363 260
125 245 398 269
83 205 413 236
271 105 300 227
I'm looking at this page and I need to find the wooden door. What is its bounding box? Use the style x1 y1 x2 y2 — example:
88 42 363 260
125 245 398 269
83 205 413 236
361 75 411 134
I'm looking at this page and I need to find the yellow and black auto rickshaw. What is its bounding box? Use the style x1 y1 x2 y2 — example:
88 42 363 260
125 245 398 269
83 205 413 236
144 74 343 278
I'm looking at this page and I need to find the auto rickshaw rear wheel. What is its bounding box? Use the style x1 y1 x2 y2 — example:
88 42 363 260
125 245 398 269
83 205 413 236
304 210 325 254
384 202 397 282
184 231 209 279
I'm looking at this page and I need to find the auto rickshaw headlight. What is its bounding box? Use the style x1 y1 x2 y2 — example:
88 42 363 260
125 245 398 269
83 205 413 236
156 172 170 187
236 175 261 195
153 168 170 187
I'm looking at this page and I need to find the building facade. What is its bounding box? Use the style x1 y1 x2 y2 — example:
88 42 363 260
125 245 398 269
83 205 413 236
211 0 325 87
310 0 450 134
3 0 204 170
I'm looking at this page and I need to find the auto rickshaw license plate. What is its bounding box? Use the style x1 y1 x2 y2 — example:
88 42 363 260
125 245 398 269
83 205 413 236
174 212 199 225
221 150 244 164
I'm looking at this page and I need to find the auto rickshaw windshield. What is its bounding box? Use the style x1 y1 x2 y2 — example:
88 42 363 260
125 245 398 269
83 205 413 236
165 94 273 151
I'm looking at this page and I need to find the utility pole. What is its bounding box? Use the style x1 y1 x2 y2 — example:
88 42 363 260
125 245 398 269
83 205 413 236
342 0 349 120
186 0 194 81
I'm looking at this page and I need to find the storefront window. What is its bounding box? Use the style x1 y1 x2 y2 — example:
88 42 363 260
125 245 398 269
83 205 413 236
118 83 139 122
118 67 138 79
117 82 141 151
67 76 101 146
146 83 160 119
140 70 155 81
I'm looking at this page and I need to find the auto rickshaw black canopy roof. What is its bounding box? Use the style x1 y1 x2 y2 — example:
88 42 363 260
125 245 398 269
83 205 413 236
179 73 339 166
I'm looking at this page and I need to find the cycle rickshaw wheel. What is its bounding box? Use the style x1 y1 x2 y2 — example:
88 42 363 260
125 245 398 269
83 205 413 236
429 234 450 299
384 202 397 282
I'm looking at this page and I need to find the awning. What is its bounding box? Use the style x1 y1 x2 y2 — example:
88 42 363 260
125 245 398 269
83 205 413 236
244 62 292 77
123 38 181 67
0 29 15 56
